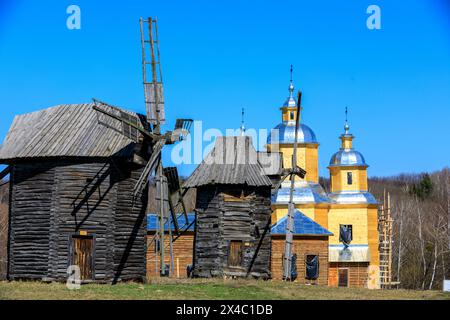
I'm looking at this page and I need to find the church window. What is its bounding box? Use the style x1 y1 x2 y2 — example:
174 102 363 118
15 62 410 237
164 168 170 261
347 172 353 185
339 224 353 245
290 111 295 120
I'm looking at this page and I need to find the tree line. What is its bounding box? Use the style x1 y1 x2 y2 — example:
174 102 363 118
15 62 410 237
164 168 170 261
369 168 450 290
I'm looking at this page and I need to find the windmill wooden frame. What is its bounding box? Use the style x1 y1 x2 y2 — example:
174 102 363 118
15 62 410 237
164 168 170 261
92 17 193 278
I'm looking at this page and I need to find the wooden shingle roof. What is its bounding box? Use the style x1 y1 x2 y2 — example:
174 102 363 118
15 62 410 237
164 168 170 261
0 103 144 162
184 136 272 187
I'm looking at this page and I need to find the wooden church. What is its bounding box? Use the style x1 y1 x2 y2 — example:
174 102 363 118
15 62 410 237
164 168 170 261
0 104 149 283
185 136 273 279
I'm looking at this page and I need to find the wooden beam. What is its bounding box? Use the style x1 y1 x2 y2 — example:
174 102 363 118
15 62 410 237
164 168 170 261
0 166 10 181
92 100 157 141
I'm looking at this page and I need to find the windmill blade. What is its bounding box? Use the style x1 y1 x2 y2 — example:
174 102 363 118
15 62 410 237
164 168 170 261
166 190 180 236
273 172 291 200
144 83 165 125
92 99 154 142
140 17 165 127
273 165 306 201
164 166 189 222
133 139 166 198
163 167 181 193
162 167 182 234
171 119 194 143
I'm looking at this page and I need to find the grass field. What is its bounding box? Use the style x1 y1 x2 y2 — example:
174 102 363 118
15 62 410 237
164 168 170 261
0 279 449 300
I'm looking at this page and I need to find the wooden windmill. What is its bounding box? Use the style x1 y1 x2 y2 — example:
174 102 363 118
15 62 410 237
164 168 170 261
92 17 193 277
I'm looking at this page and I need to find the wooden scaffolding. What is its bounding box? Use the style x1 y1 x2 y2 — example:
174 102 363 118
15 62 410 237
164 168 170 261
378 190 400 289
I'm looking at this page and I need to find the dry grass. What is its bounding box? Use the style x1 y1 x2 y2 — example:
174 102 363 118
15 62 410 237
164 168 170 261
0 278 448 300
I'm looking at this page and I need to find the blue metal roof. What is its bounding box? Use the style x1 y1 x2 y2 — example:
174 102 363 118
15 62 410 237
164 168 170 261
267 122 318 145
329 149 367 167
147 213 196 232
273 183 332 204
271 210 333 236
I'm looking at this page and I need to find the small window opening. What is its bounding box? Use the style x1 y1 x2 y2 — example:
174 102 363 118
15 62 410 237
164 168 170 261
347 172 353 185
305 255 319 280
290 111 295 120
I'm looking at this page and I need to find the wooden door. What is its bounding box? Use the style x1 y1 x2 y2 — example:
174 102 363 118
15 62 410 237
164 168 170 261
72 236 94 280
338 268 349 287
228 241 243 267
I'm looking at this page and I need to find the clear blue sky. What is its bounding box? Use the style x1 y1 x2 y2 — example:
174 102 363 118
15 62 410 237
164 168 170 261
0 0 449 178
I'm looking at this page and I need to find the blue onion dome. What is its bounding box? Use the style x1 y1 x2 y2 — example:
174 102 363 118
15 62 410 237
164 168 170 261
329 149 367 167
329 122 368 167
268 78 318 145
268 122 318 144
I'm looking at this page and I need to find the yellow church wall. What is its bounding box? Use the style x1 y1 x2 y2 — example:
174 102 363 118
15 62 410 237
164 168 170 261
359 170 368 191
342 137 353 149
327 207 368 245
330 166 368 192
273 205 377 250
305 147 319 183
367 207 380 266
281 107 297 122
279 145 305 174
314 208 329 229
338 169 360 191
274 144 318 183
330 168 341 192
367 208 380 289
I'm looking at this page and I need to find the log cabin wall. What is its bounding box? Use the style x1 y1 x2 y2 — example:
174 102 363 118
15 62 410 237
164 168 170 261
193 185 272 279
271 235 329 285
112 164 148 283
50 161 114 282
193 187 221 278
7 159 147 283
8 162 55 280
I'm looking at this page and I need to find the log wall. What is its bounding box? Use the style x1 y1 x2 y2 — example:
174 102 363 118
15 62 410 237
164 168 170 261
193 185 272 279
7 159 147 283
8 163 54 280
